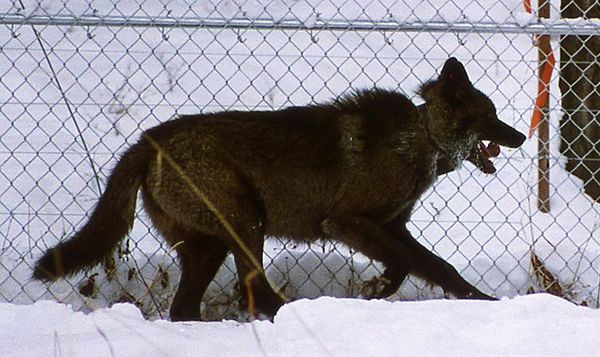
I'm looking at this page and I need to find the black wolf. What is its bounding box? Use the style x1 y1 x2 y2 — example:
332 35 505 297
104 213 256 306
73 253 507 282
33 58 526 321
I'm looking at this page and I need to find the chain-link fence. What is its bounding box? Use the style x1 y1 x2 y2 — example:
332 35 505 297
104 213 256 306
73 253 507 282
1 0 599 320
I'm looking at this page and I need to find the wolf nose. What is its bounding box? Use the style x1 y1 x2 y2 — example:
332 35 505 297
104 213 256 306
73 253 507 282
512 131 526 148
501 131 526 148
488 120 527 148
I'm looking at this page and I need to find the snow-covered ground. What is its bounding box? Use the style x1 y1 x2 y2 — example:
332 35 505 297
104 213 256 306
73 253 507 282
1 294 599 357
1 0 599 355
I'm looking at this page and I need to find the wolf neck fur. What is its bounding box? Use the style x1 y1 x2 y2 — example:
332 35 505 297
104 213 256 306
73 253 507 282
417 103 449 162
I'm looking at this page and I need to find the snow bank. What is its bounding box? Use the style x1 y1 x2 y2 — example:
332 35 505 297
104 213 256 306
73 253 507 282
0 294 598 357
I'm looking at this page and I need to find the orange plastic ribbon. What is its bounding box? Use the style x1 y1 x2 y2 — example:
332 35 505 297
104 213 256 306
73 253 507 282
524 0 555 138
523 0 532 14
529 51 555 138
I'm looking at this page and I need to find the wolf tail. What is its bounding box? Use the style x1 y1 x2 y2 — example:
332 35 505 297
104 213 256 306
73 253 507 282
33 141 149 281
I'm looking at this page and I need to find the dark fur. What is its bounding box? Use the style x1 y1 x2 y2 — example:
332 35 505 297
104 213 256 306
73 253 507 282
33 58 526 321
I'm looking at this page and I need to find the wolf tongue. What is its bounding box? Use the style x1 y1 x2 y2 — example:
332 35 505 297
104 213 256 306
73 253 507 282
478 141 499 174
486 142 500 158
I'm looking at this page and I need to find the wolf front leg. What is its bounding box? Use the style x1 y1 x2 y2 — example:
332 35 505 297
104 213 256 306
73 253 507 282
321 214 412 299
384 217 496 300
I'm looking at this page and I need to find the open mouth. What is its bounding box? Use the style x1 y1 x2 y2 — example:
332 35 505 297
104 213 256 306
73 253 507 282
469 141 500 174
469 120 526 174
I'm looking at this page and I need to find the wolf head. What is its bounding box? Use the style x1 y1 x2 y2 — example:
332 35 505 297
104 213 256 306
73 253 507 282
419 58 526 173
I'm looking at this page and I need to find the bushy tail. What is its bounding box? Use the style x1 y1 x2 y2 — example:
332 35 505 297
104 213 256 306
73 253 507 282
33 142 149 281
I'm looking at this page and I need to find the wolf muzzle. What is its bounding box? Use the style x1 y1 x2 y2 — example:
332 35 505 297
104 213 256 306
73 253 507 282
480 120 526 149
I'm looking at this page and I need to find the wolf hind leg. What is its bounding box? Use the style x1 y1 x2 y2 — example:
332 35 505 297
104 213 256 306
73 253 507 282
227 226 284 319
201 185 284 319
169 233 229 321
142 190 230 321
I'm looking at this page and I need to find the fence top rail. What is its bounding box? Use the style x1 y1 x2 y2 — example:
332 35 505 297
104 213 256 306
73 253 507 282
2 14 600 36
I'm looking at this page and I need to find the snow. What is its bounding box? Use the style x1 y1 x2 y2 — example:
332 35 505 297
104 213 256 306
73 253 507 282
1 294 598 357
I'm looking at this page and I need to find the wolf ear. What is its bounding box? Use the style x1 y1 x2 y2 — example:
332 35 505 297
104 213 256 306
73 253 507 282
418 58 473 103
439 57 473 103
439 57 471 86
439 57 471 85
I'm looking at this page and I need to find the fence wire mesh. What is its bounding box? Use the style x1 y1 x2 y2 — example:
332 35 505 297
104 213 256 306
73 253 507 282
1 0 599 319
